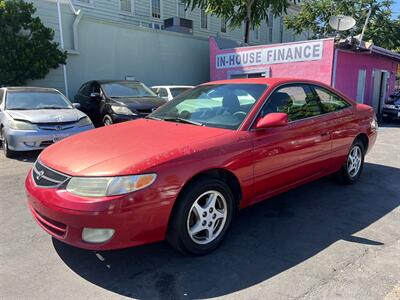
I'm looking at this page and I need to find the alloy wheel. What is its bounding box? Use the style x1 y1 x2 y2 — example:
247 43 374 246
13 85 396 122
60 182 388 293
186 190 227 245
347 145 362 178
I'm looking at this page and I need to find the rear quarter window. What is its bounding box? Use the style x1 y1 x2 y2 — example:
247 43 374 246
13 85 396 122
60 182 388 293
313 86 350 113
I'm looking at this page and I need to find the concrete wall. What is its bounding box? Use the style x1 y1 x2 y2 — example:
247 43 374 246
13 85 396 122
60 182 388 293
335 50 398 105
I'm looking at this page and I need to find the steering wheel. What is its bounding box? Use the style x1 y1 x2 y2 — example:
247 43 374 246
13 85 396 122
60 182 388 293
233 111 247 118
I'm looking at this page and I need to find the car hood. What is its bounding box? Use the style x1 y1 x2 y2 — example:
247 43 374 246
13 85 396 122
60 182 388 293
112 96 166 110
7 109 86 123
39 119 231 176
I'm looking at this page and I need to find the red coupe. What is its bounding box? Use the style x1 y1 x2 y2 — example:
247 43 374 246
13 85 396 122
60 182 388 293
25 78 378 255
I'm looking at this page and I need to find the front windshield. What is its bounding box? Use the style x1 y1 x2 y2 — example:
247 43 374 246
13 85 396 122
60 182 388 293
5 91 73 110
102 82 157 98
149 83 268 130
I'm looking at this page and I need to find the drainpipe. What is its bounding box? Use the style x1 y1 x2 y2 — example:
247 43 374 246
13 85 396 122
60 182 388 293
57 0 69 98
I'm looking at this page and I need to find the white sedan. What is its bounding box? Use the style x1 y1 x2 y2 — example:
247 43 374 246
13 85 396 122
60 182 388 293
151 85 194 101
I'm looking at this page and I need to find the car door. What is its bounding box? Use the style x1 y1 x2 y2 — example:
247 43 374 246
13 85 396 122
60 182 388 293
251 84 332 202
310 84 355 172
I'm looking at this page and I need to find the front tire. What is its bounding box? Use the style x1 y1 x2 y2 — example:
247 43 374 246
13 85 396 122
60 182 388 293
1 130 16 158
167 178 235 256
337 139 365 184
102 114 113 126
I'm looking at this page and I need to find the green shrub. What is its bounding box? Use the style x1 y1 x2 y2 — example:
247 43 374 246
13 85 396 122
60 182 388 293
0 0 67 86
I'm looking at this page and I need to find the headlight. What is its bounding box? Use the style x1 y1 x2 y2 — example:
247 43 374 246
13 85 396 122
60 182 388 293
111 105 136 115
9 119 36 130
371 115 378 131
66 174 157 197
77 116 93 127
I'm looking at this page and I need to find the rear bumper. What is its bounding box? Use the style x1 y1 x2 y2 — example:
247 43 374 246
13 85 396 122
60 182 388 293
5 125 93 151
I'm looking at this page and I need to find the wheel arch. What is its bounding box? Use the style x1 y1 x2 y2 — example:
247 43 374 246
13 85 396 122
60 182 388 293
355 132 369 153
167 168 243 228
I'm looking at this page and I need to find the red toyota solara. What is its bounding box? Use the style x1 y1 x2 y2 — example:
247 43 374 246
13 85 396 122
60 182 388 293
26 78 378 255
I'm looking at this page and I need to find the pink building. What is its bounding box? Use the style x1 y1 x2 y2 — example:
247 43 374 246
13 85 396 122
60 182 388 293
210 37 400 113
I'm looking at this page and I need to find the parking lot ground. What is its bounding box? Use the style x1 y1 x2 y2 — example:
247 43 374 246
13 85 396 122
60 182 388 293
1 124 399 300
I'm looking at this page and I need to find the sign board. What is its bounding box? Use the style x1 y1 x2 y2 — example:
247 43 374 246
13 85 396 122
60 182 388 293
216 41 323 69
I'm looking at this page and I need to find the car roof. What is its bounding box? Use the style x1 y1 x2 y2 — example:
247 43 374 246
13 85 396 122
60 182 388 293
203 77 330 87
4 87 60 93
152 85 194 88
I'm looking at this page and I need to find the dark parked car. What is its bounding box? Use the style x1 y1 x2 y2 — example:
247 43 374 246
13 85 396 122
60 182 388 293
382 91 400 122
74 80 166 126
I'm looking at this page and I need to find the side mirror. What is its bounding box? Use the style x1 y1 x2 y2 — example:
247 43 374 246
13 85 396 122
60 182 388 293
72 103 81 109
255 113 288 129
90 92 101 100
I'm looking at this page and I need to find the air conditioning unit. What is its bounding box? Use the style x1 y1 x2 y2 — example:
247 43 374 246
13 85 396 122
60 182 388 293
163 17 193 35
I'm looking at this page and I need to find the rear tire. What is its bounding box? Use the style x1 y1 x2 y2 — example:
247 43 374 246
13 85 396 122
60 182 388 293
167 178 235 256
336 139 365 184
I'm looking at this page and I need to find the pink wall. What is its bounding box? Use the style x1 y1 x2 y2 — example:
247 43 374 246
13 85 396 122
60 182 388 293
335 50 398 105
210 37 335 85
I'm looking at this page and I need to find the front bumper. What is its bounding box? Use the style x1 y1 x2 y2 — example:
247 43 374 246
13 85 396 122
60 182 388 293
25 170 175 250
5 125 93 151
382 108 400 119
111 113 142 124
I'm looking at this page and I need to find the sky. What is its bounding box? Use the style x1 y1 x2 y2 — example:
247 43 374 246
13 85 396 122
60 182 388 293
392 1 400 19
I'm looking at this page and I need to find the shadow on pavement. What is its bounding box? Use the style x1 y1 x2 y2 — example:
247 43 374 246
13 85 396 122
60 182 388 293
53 162 400 299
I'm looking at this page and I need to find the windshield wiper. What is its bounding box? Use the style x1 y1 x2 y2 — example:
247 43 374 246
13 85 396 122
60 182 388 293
145 116 162 121
162 117 203 126
7 108 30 110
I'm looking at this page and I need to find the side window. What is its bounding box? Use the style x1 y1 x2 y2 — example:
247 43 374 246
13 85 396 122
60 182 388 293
158 88 168 98
90 82 100 94
79 83 90 97
261 85 322 122
313 86 350 113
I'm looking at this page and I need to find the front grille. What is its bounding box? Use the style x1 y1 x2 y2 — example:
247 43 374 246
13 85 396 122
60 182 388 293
38 121 77 131
33 208 67 237
32 160 70 188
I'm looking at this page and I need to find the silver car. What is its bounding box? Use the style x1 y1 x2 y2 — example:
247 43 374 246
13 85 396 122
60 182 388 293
0 87 94 158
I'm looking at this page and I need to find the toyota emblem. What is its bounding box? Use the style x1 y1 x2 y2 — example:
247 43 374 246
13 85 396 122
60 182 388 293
36 170 45 180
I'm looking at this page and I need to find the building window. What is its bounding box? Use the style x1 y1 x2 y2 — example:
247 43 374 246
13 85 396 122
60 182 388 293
151 0 161 19
279 17 284 42
177 0 186 18
200 9 208 29
74 0 94 7
221 16 227 33
120 0 133 13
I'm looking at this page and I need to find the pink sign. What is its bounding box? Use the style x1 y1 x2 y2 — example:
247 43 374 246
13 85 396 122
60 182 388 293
210 37 335 85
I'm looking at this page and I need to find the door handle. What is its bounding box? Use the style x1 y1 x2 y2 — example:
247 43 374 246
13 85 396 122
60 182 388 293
320 132 328 137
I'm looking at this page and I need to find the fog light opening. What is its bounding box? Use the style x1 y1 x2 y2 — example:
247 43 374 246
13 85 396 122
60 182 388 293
82 228 115 243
